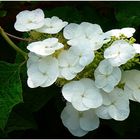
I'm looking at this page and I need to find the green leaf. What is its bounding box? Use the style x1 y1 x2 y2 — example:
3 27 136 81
0 10 7 17
0 61 23 130
46 6 82 23
4 85 59 134
114 2 140 27
5 106 37 133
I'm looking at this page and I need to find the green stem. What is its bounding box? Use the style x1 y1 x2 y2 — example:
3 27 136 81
0 26 28 60
6 32 32 42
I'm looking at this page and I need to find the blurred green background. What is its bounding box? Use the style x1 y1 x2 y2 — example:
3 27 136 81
1 1 140 138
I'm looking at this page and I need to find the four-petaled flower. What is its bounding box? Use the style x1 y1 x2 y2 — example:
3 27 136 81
27 55 59 88
14 9 45 32
94 59 122 93
27 38 64 56
63 22 105 51
95 88 130 121
62 78 103 111
61 102 100 137
104 40 136 66
58 50 84 80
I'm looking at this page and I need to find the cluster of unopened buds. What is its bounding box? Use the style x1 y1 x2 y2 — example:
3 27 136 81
14 8 140 137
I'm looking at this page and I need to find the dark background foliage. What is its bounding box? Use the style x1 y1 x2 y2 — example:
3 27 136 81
1 1 140 138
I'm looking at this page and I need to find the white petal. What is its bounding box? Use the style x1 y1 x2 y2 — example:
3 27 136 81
60 103 80 130
38 56 59 87
27 64 46 87
80 22 103 37
83 89 103 108
79 53 94 66
70 65 84 73
61 103 88 137
72 92 90 111
80 109 100 131
60 68 77 80
63 23 81 39
95 106 111 119
124 85 137 101
14 22 29 32
98 59 113 75
104 29 120 38
101 91 112 105
102 75 118 93
109 103 130 121
68 127 88 137
121 27 136 38
112 67 122 83
133 90 140 102
62 81 84 102
27 77 38 88
80 78 96 89
95 74 107 88
102 83 114 93
67 37 89 46
133 43 140 53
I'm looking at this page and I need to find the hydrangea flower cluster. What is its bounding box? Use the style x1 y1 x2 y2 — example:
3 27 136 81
14 8 140 137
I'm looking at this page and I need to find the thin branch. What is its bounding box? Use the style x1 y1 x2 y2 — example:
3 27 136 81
5 32 32 42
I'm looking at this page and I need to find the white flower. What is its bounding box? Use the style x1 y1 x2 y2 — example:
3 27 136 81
62 78 103 111
104 40 136 66
14 8 45 32
63 22 105 51
122 70 140 102
104 27 135 38
27 56 59 88
36 16 68 34
95 88 130 121
94 59 122 93
61 102 100 137
69 41 95 67
27 38 64 56
58 50 84 80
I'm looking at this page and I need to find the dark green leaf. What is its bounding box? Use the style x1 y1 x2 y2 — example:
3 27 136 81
0 61 23 130
114 2 140 27
5 107 37 133
46 6 82 23
0 10 7 17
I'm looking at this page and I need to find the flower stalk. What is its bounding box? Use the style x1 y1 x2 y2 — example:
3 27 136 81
5 32 32 42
